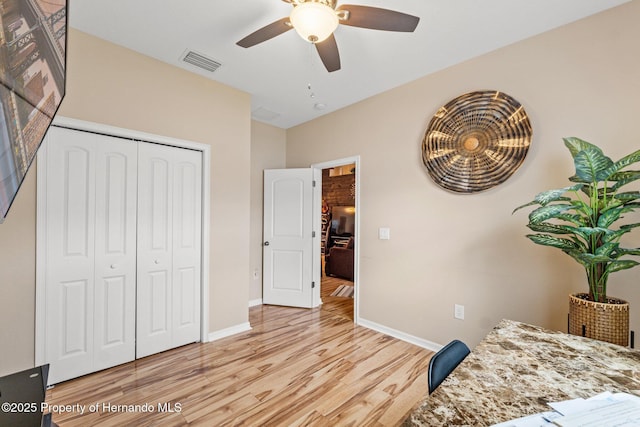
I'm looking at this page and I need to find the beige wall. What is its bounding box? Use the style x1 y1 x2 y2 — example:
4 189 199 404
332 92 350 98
0 168 37 375
0 29 252 376
249 121 287 301
286 2 640 347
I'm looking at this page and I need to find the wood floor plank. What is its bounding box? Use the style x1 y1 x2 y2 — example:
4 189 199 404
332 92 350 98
289 410 332 427
46 284 433 426
184 392 260 425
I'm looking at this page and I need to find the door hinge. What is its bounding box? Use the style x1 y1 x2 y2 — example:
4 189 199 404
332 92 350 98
312 231 316 238
313 180 316 187
312 281 316 288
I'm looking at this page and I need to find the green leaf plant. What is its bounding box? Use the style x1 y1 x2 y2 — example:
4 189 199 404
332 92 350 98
514 137 640 303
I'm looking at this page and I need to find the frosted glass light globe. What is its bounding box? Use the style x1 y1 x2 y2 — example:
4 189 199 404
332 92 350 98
290 2 339 43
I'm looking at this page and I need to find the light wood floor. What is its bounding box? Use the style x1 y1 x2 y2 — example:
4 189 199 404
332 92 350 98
320 274 354 321
46 280 432 426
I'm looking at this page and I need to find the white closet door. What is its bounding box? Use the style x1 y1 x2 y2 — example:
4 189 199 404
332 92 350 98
93 138 138 371
44 127 137 384
171 150 202 347
137 143 201 358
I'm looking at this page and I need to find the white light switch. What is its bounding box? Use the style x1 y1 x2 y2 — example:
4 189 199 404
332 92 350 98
379 227 390 240
454 304 465 320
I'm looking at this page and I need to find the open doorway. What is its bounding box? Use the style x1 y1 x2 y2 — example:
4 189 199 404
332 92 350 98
314 158 359 322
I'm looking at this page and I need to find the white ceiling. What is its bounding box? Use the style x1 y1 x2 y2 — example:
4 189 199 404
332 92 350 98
68 0 628 129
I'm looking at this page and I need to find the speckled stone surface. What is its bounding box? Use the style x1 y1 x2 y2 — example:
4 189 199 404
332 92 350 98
403 319 640 426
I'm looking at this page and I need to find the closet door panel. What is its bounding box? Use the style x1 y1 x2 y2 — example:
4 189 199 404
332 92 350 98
137 144 173 358
94 138 137 370
150 158 171 251
149 271 170 332
59 280 91 355
56 145 94 266
45 129 97 384
172 151 202 347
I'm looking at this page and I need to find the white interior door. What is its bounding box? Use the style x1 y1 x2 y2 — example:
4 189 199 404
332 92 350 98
136 144 172 357
137 143 201 358
171 149 202 347
44 127 137 384
263 168 314 308
92 135 138 371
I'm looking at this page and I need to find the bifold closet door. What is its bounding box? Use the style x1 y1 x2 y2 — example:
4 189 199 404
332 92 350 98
136 143 202 358
44 127 137 384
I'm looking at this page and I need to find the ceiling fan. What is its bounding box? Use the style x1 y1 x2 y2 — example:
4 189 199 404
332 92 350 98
236 0 420 72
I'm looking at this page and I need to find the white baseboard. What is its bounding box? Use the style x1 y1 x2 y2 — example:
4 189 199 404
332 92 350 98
207 307 439 352
357 318 442 352
207 322 252 342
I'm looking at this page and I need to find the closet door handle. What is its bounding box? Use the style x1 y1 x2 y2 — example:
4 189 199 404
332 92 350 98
264 241 270 246
154 259 160 264
110 264 117 269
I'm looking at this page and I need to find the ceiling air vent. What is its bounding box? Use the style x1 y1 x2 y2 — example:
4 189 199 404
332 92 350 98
252 107 281 121
181 50 222 73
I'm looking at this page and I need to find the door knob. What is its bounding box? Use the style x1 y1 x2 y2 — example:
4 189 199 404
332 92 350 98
110 264 117 269
264 241 270 246
154 259 160 264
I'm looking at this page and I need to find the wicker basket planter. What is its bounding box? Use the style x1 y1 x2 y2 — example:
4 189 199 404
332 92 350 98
569 293 629 346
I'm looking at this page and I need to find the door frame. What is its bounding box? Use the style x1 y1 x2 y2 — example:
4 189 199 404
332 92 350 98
311 156 360 324
35 116 211 366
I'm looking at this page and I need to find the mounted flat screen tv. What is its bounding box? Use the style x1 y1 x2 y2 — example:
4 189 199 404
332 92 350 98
330 206 355 235
0 0 67 222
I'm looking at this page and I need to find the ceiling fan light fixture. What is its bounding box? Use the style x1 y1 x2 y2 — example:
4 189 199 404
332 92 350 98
289 2 338 43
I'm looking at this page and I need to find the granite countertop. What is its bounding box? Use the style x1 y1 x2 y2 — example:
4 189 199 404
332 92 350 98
403 319 640 426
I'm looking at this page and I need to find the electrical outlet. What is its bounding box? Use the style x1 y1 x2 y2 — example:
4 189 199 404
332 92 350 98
454 304 465 320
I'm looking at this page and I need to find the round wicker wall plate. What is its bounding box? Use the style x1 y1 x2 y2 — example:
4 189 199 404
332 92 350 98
422 90 532 193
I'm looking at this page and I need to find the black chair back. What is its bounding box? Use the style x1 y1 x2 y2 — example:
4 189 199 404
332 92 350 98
428 339 470 394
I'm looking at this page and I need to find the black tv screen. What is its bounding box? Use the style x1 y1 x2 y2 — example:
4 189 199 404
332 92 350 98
0 0 67 222
330 206 355 235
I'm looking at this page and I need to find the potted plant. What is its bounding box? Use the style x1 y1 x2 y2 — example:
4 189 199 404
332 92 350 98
514 137 640 346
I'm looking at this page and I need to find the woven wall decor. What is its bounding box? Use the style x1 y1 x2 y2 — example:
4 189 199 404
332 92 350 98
422 90 532 193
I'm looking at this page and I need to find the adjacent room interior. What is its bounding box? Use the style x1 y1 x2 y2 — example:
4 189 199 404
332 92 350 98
321 163 356 321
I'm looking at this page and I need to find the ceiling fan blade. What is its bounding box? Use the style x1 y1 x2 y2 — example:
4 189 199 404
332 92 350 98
337 5 419 32
315 34 341 72
236 17 292 48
